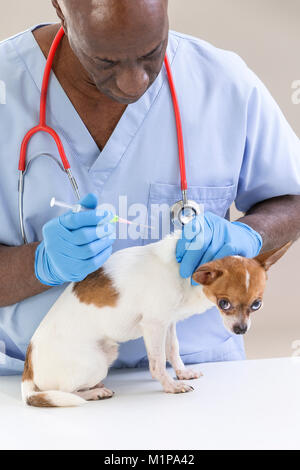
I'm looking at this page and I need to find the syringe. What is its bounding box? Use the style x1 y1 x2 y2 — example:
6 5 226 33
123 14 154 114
50 198 82 213
50 198 153 229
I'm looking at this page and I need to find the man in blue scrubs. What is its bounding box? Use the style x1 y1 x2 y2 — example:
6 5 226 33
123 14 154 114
0 0 299 374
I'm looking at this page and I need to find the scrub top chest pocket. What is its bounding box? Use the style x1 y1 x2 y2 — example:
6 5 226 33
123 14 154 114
142 182 237 245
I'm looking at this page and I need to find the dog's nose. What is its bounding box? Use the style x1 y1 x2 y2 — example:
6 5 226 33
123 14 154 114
233 324 248 335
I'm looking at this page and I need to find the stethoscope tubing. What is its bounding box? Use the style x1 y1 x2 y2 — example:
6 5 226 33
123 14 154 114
18 27 199 244
18 27 80 243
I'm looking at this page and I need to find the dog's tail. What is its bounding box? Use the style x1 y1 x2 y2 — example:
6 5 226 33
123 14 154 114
21 379 86 408
22 341 86 408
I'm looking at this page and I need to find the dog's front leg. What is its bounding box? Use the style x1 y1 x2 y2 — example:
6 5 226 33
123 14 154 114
141 320 194 394
166 323 203 380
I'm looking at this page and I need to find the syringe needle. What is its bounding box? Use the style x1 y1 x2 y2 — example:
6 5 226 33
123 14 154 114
50 198 154 229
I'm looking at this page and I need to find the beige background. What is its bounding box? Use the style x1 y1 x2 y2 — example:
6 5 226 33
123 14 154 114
1 1 299 359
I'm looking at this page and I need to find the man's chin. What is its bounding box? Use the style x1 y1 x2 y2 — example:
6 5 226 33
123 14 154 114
113 95 141 105
99 88 143 105
100 83 157 104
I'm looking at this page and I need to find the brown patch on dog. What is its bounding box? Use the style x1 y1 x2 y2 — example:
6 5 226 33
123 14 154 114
73 267 119 308
193 256 267 317
22 342 34 382
192 241 293 309
26 394 55 408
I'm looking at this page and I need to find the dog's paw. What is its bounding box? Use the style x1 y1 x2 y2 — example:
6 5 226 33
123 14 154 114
164 381 194 394
95 387 115 400
77 387 114 401
176 369 203 380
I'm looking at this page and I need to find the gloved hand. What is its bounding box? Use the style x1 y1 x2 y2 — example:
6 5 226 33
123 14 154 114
176 211 263 285
35 193 116 286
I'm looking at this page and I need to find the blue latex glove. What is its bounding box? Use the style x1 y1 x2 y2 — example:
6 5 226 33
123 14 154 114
35 193 116 286
176 211 263 285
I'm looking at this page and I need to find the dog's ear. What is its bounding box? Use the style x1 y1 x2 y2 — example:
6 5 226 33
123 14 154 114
254 240 293 272
192 264 224 286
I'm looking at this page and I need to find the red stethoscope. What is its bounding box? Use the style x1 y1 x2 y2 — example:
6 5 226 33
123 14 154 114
18 27 200 243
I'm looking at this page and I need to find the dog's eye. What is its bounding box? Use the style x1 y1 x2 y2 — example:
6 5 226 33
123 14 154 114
218 299 231 311
251 299 262 311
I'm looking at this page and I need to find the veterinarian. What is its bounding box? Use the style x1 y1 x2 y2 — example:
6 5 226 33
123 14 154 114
0 0 300 375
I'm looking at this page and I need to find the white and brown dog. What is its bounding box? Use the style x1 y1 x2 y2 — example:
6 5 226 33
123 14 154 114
22 231 292 407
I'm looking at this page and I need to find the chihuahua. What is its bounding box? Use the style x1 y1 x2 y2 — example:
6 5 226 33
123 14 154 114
22 231 292 407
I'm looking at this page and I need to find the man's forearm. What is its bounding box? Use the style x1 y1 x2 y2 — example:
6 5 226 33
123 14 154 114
0 243 50 307
235 195 300 252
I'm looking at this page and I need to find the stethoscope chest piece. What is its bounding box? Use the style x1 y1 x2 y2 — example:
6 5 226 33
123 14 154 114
171 194 201 227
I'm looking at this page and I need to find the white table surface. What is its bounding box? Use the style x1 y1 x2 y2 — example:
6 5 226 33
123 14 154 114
0 357 300 450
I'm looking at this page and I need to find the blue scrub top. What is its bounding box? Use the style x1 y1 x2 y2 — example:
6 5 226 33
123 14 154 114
0 24 299 375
